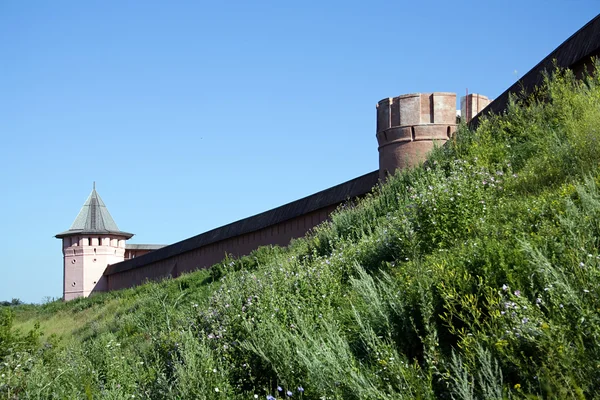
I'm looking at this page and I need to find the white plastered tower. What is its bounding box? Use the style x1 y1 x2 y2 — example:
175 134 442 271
56 184 133 300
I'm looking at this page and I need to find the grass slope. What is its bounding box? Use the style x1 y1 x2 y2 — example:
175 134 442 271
3 65 600 399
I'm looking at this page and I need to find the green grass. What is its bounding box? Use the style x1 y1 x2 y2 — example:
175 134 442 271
3 64 600 399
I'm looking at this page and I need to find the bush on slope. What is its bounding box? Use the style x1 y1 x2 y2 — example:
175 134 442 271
3 64 600 399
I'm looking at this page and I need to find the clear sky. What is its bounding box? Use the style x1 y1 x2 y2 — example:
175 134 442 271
1 1 598 303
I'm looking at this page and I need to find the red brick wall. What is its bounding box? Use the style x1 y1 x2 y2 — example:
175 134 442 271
106 204 338 290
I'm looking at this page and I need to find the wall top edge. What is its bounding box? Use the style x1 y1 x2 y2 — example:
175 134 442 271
104 170 380 276
377 92 456 105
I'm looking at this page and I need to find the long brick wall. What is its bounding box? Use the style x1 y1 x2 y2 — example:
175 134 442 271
104 171 379 291
106 205 337 290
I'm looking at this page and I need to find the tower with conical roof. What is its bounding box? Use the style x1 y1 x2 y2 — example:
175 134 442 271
56 184 133 300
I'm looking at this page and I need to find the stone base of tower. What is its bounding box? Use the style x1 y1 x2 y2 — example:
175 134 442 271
64 288 100 301
378 140 446 179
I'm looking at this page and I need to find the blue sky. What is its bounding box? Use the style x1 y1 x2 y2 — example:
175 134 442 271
1 1 598 303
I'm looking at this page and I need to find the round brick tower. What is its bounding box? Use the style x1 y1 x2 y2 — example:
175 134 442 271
376 92 457 179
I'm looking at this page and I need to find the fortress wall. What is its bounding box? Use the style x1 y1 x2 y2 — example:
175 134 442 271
103 171 380 292
106 205 338 290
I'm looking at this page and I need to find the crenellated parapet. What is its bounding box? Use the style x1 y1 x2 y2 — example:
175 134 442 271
376 92 457 179
461 93 492 123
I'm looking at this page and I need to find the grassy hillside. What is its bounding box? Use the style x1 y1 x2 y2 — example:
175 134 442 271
3 65 600 399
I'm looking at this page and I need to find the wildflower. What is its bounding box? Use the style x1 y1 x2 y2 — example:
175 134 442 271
297 386 304 392
514 290 521 297
254 395 258 399
502 284 509 291
215 388 219 392
522 317 529 324
267 396 275 400
278 386 283 392
287 390 293 397
580 262 585 268
536 298 542 305
559 304 564 308
584 289 590 293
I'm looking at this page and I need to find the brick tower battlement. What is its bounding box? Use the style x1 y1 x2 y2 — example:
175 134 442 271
376 92 457 179
461 93 492 123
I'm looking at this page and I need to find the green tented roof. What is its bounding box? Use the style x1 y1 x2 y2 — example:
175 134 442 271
55 187 133 239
